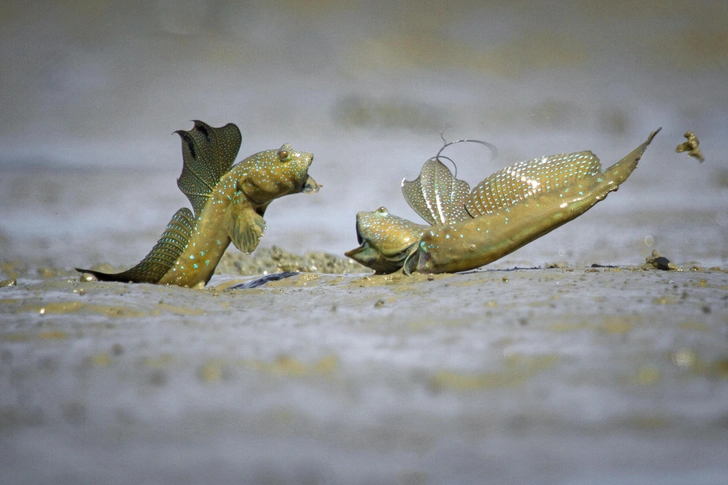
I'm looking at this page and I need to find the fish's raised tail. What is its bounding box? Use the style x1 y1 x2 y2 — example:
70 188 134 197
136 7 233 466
76 208 195 284
413 129 661 274
602 128 661 186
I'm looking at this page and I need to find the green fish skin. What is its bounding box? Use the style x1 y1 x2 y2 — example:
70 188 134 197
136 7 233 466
77 121 321 288
345 207 428 274
347 129 660 275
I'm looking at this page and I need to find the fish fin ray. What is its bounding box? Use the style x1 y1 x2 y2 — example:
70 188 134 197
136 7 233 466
230 204 266 254
402 158 471 225
402 245 420 276
176 121 242 217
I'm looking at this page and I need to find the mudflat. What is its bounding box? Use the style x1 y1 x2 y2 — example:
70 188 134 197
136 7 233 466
2 1 728 481
1 209 727 483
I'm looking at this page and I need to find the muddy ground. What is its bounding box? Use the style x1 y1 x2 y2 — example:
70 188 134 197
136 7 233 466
2 1 728 483
2 248 727 484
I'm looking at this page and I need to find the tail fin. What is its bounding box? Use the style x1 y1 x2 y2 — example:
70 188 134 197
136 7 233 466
76 208 195 284
602 128 661 186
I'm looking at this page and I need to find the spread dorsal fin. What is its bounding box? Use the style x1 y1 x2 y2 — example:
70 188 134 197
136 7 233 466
401 158 471 225
76 208 195 283
175 121 242 217
465 150 603 217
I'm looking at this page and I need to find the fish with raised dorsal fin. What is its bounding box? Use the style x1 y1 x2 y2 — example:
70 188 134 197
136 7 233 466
346 129 660 274
76 120 321 288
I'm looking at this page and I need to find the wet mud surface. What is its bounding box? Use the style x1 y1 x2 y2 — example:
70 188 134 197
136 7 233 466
2 136 727 485
2 260 727 484
1 147 727 485
2 1 728 483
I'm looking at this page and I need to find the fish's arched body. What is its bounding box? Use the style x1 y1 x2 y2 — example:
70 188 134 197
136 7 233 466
77 121 320 288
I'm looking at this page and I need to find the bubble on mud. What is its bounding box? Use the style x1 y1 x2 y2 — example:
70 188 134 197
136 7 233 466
672 349 697 368
79 273 98 282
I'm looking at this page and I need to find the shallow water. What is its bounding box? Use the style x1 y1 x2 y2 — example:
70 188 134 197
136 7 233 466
2 1 728 484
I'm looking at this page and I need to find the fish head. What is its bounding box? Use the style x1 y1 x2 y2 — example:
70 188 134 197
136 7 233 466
345 207 425 274
237 143 321 206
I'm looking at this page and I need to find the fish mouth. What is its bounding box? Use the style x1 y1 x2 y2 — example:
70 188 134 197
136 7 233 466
344 245 361 259
354 214 363 244
345 213 368 259
345 214 409 273
301 175 322 194
345 241 411 274
344 241 378 267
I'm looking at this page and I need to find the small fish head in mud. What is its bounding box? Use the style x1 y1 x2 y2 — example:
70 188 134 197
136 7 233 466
236 144 321 207
345 207 426 274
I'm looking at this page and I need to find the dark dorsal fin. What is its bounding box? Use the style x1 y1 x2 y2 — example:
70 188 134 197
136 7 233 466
401 158 471 226
76 208 195 283
175 121 242 218
465 150 603 217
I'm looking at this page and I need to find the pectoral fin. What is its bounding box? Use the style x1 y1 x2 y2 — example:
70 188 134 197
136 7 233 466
230 207 267 254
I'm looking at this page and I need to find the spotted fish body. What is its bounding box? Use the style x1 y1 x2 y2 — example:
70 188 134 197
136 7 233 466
77 121 320 288
347 130 660 274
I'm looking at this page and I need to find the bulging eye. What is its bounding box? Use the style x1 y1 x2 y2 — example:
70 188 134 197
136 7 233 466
376 206 388 216
278 149 290 161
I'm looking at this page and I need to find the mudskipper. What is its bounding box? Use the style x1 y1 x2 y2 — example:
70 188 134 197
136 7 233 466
77 121 321 288
346 130 660 274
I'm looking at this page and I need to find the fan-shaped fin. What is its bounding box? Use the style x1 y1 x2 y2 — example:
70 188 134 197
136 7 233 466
176 121 242 217
230 204 267 255
76 208 195 283
401 158 471 226
465 150 603 217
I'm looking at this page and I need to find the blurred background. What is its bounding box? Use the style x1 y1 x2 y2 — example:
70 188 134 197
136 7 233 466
1 4 728 484
1 0 727 270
